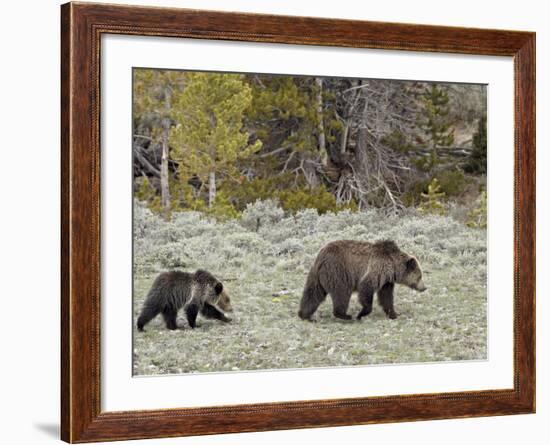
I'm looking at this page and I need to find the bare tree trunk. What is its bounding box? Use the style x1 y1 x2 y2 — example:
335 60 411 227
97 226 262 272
354 127 371 209
208 171 216 208
340 122 349 154
339 78 360 155
160 86 172 214
430 142 438 169
160 126 170 210
303 158 320 189
315 77 327 166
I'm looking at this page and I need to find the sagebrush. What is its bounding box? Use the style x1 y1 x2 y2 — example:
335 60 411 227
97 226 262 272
133 200 487 375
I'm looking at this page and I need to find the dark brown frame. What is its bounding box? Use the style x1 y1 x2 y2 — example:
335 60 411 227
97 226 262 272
61 1 535 442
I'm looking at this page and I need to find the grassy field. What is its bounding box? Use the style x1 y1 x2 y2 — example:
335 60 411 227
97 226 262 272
132 200 487 376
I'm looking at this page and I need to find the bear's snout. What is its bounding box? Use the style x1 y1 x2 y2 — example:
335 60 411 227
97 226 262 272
416 281 427 292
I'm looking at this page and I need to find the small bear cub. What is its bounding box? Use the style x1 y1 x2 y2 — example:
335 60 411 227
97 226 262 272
137 269 232 331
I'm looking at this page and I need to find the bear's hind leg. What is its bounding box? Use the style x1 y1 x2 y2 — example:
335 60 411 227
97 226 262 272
357 280 375 320
137 303 160 332
298 275 327 320
161 306 179 330
377 282 397 319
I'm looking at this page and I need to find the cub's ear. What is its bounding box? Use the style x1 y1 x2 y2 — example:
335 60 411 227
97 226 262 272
214 282 223 295
406 257 417 272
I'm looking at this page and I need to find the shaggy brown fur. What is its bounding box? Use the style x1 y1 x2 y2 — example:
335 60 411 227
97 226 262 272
216 290 233 313
298 240 426 321
137 269 232 331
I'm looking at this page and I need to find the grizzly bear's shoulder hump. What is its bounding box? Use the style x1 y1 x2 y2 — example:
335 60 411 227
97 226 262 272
372 240 401 256
321 239 366 253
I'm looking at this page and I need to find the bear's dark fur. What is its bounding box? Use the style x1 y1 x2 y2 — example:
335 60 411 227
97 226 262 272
137 269 231 331
298 240 426 321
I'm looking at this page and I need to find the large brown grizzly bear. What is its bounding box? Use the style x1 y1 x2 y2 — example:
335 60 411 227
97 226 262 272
298 240 426 321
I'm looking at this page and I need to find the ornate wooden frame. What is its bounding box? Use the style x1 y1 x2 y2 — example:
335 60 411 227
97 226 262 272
61 2 535 442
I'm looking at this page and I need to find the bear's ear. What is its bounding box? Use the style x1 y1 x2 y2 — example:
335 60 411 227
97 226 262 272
406 257 417 272
214 282 223 295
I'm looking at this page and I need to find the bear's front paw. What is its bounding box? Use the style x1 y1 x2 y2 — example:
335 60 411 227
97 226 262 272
387 311 398 319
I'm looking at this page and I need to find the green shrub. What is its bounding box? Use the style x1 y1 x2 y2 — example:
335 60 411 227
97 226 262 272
227 174 295 210
436 170 469 196
204 191 240 221
418 178 446 215
402 170 469 206
278 187 357 214
225 175 357 215
135 177 163 213
466 191 487 228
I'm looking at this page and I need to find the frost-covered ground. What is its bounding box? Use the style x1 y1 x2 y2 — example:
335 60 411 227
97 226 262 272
133 200 487 376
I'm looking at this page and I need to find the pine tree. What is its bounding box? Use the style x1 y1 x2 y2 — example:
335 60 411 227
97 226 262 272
170 73 262 208
420 84 455 171
464 116 487 174
246 75 321 186
418 178 446 215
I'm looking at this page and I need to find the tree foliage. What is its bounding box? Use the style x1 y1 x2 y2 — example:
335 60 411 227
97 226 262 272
170 73 262 208
133 70 186 215
464 116 487 174
418 84 455 171
466 190 487 228
418 178 446 215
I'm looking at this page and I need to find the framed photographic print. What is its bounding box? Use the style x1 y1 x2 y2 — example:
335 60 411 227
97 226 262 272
61 2 535 443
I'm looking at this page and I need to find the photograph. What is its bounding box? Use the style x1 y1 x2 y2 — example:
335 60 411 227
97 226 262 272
131 68 488 376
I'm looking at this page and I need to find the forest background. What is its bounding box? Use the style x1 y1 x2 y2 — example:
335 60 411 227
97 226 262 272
132 69 487 223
